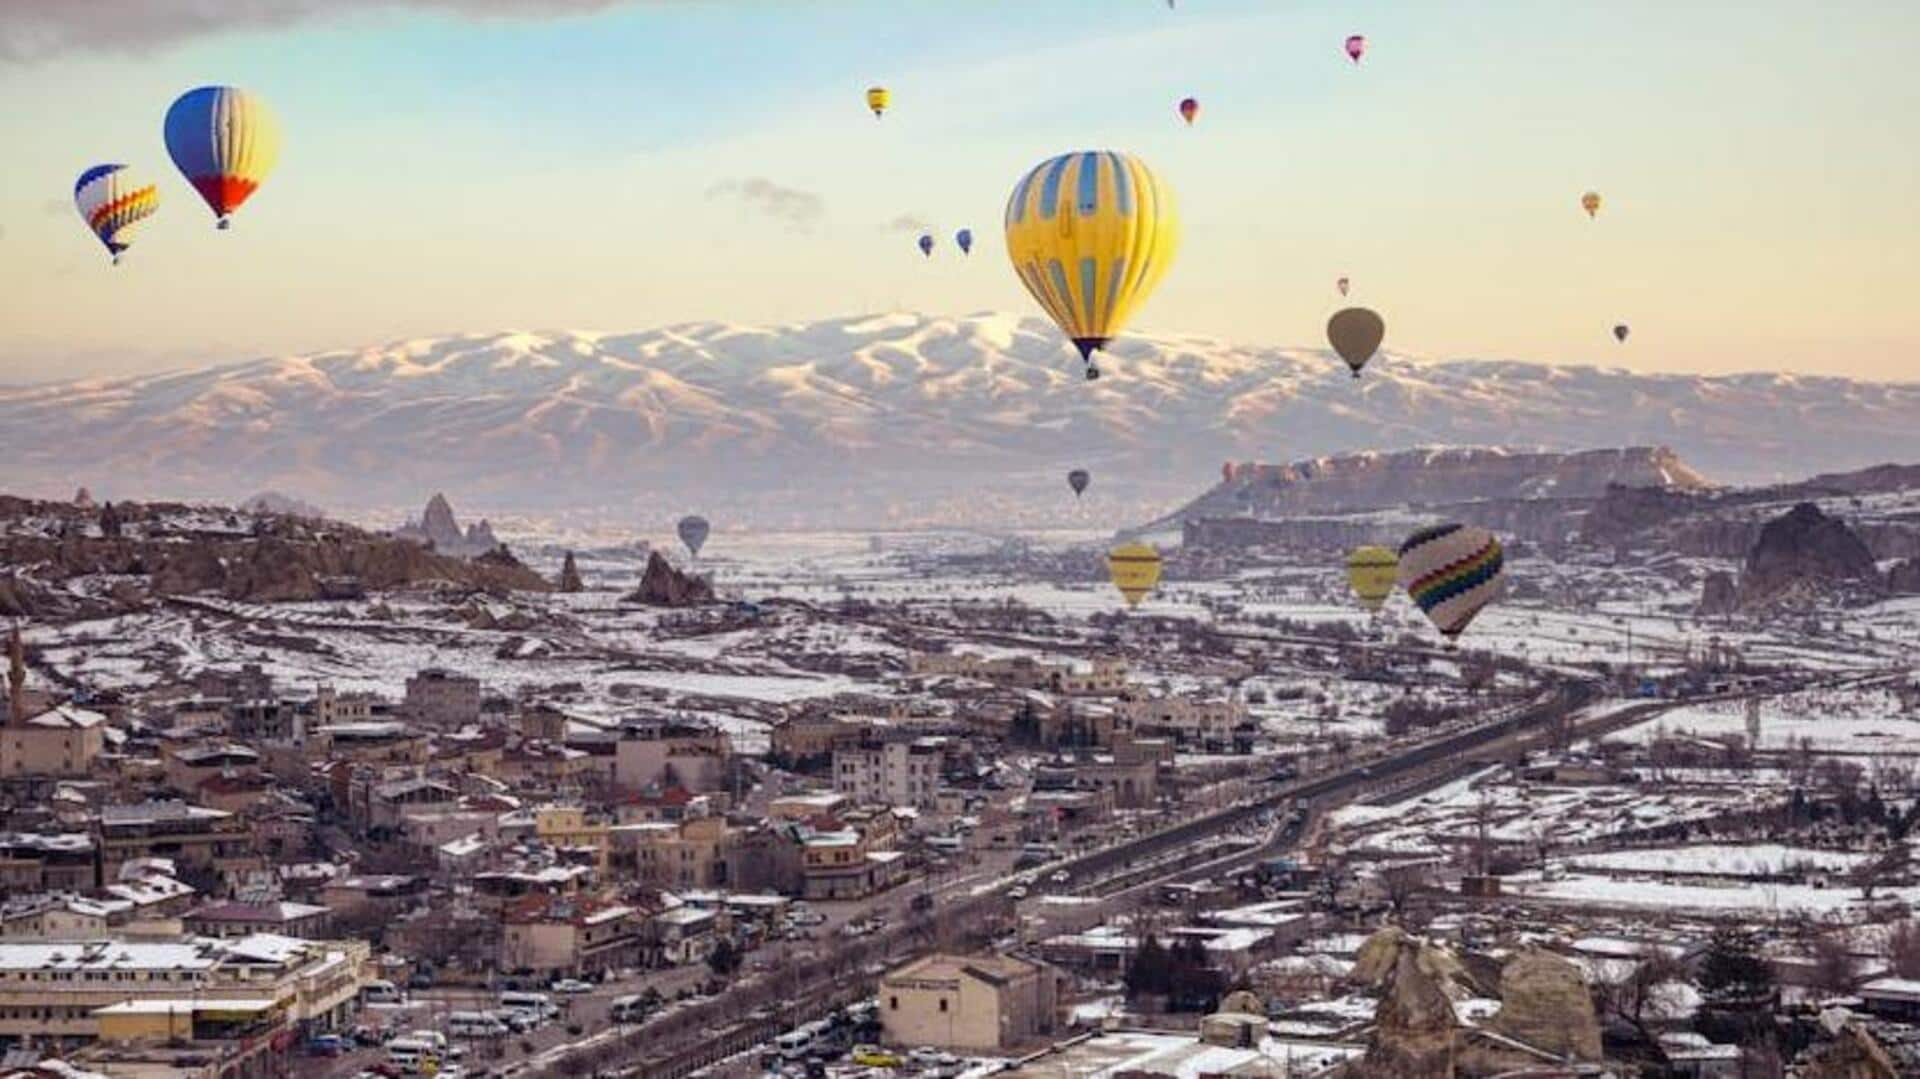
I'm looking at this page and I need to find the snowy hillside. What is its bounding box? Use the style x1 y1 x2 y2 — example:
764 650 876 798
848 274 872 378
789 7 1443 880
6 312 1920 527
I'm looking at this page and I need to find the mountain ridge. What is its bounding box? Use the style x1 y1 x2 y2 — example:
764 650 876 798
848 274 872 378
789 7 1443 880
8 312 1920 527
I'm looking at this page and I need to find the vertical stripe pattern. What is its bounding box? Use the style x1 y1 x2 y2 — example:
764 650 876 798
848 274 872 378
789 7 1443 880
1003 150 1180 358
164 86 281 224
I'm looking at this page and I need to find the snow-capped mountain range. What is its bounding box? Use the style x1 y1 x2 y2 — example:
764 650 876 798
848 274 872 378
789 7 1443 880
6 312 1920 528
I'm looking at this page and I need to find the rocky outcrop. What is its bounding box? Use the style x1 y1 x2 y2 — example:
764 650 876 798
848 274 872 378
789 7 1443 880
557 551 584 592
1491 948 1602 1062
1738 503 1880 609
1698 570 1739 615
395 493 501 557
1888 559 1920 595
240 490 326 519
623 552 714 607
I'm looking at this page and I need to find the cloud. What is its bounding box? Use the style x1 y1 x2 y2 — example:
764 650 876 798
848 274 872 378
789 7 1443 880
884 214 931 233
705 177 825 232
0 0 639 61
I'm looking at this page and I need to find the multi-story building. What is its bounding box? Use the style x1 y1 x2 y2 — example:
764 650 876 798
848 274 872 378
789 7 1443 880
163 743 261 796
611 722 731 794
92 802 254 883
1115 694 1251 751
403 668 482 727
0 833 97 893
907 652 1129 696
611 816 736 890
879 953 1059 1051
2 705 108 780
0 933 370 1042
832 736 947 810
499 897 644 977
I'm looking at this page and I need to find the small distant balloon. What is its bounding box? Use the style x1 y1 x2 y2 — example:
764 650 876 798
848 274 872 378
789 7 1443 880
1345 34 1366 63
1336 276 1350 297
917 233 934 258
866 86 890 118
955 228 973 255
1346 546 1400 613
677 515 710 558
1581 191 1602 218
1327 307 1386 379
1108 542 1163 608
1613 324 1630 343
1178 97 1199 125
1067 469 1091 498
74 165 159 265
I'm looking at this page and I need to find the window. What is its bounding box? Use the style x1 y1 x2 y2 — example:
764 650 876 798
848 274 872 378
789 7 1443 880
938 999 948 1013
889 997 898 1010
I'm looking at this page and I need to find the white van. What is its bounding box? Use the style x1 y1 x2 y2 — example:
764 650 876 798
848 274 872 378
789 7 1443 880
362 980 404 1004
609 995 648 1023
408 1031 449 1054
447 1012 509 1039
499 991 558 1021
775 1030 813 1061
386 1038 436 1073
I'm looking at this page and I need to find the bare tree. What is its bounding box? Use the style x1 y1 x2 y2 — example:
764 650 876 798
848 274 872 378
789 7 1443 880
1807 932 1857 996
1887 921 1920 978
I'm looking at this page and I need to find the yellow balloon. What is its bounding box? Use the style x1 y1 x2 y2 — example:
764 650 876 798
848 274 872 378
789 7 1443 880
866 86 890 118
1004 151 1180 364
1107 542 1163 608
1581 190 1602 218
1346 546 1399 612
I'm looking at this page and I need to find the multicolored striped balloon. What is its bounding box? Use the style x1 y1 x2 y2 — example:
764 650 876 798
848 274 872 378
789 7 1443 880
164 86 281 230
1397 524 1504 641
74 165 159 265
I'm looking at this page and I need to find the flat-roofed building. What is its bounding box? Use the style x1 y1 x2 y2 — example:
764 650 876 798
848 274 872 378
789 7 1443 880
879 953 1059 1051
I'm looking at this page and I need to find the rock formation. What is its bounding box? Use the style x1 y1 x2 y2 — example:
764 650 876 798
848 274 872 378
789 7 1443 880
395 493 504 557
558 551 584 592
73 487 94 508
1490 948 1603 1062
1887 559 1920 595
1697 570 1738 615
1737 502 1880 609
240 490 326 519
623 552 714 607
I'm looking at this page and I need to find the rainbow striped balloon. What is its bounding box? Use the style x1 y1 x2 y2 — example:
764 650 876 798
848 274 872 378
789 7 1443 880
164 86 281 230
1397 523 1504 641
74 165 159 265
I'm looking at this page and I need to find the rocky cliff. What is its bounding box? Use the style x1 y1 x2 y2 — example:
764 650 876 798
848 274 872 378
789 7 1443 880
394 492 501 557
623 552 714 607
1736 503 1882 609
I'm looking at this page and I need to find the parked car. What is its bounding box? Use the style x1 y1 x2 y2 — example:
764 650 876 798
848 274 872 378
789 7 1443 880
852 1046 901 1068
305 1035 349 1057
550 979 594 995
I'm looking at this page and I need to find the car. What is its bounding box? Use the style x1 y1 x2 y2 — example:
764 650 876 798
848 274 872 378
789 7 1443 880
908 1048 942 1065
550 979 594 995
305 1035 349 1057
1007 886 1028 900
852 1046 901 1068
1049 870 1071 884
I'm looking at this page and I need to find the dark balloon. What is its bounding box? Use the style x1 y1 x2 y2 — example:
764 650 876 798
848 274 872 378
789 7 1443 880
1067 469 1091 498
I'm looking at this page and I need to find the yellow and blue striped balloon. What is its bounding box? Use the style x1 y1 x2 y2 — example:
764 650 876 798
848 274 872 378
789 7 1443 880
1004 151 1179 365
164 86 281 230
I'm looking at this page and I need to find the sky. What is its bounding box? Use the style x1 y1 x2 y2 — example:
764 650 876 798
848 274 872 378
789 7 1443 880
1 0 1917 383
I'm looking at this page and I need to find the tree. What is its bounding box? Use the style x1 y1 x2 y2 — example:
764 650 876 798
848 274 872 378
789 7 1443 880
1125 934 1171 1000
1699 926 1773 1005
1808 932 1857 997
707 938 741 977
1165 936 1223 1013
1591 948 1690 1043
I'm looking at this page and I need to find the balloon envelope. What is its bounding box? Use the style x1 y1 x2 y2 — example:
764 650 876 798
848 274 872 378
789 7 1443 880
918 233 934 257
1108 542 1163 608
1398 524 1505 640
1346 546 1399 612
1178 97 1199 124
1336 276 1350 297
74 165 159 263
677 515 710 557
1613 324 1630 343
1581 191 1602 218
955 228 973 255
866 86 890 117
164 86 280 228
1327 307 1386 377
1005 151 1180 363
1345 34 1366 62
1067 469 1091 498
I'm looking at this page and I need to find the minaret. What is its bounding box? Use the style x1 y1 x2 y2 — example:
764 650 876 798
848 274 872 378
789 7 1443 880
7 624 25 727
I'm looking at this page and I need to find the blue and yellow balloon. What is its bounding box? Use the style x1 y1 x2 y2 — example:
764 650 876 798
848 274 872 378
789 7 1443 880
1004 151 1179 380
74 165 159 265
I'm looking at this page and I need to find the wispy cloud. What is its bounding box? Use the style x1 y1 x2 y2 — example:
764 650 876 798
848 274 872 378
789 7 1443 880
0 0 641 61
705 177 825 232
884 214 931 233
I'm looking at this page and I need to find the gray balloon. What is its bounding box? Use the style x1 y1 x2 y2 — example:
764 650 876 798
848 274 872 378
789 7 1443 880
1327 307 1385 378
1067 469 1091 498
677 515 710 557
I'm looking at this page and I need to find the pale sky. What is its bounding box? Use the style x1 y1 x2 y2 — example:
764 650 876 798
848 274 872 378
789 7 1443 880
2 0 1917 381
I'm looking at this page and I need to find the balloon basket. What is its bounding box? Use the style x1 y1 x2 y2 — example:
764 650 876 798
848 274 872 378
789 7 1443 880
217 218 231 231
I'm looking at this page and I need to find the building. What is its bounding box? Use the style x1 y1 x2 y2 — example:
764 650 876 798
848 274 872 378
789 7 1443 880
2 705 108 780
163 743 261 796
879 953 1059 1051
907 652 1129 696
1115 694 1251 751
832 737 946 810
612 722 731 794
184 901 332 940
0 933 370 1042
0 833 97 893
93 802 253 883
798 827 904 901
403 668 482 727
499 897 644 977
611 816 737 890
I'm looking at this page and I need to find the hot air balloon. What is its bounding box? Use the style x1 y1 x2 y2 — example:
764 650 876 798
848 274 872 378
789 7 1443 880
1336 276 1350 297
1398 523 1505 642
1178 97 1199 125
1345 546 1399 613
1345 34 1366 63
918 233 934 258
1612 323 1630 343
163 86 280 230
1067 469 1091 498
1004 151 1180 381
866 86 890 118
1108 543 1162 608
1327 307 1385 379
1221 462 1235 484
1581 191 1602 218
677 515 710 558
73 165 159 265
955 228 973 255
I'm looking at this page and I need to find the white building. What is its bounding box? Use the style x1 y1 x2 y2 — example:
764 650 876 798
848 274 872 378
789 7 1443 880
833 738 945 810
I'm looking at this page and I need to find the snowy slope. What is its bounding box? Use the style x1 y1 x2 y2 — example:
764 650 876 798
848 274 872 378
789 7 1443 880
6 312 1920 526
